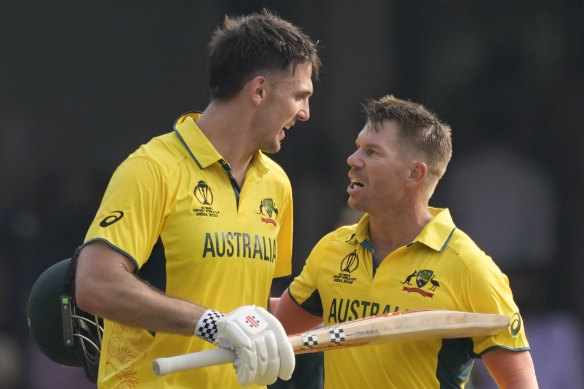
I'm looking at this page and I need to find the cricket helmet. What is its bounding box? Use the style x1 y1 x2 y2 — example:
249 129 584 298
27 254 102 382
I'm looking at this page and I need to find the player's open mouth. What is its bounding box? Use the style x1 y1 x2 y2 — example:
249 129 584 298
349 181 364 189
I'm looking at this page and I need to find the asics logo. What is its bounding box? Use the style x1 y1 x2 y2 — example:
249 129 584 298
99 211 124 227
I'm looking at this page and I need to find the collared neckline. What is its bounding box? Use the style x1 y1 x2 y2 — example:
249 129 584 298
347 208 456 253
351 213 371 245
411 207 457 252
173 112 269 174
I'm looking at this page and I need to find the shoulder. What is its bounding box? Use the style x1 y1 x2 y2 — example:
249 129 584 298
125 132 187 175
445 227 503 275
313 224 360 251
259 153 291 183
131 132 183 162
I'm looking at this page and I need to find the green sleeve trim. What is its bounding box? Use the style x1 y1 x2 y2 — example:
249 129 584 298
82 238 140 273
478 345 531 356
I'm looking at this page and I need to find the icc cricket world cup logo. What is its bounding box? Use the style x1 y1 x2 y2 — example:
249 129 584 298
333 250 359 284
340 250 359 273
194 180 214 205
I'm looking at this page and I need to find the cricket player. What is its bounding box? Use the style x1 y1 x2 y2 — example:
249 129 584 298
274 95 539 388
72 10 320 389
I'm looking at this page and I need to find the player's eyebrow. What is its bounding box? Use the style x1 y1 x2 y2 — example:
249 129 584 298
355 139 381 150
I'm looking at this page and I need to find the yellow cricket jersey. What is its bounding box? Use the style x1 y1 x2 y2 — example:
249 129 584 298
83 113 293 389
289 208 529 389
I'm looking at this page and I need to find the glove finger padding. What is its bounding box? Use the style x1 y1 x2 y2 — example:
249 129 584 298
234 343 257 387
254 307 295 380
255 330 279 386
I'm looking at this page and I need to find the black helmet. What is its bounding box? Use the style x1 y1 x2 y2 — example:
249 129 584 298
27 251 103 383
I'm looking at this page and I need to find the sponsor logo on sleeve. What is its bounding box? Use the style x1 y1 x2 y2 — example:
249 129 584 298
99 211 124 227
510 312 522 336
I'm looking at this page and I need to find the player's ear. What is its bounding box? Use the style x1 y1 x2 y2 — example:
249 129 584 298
248 76 268 106
407 161 427 186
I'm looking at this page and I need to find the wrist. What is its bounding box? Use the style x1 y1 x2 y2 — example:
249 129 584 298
194 309 225 343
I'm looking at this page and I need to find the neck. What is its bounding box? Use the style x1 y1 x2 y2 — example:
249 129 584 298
196 100 256 182
368 202 433 262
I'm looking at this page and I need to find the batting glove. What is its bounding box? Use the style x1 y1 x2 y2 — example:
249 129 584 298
195 305 295 387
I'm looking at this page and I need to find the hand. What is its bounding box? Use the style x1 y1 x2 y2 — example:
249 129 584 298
195 305 295 387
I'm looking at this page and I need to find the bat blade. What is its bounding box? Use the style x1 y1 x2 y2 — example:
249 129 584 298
290 309 510 353
152 310 509 376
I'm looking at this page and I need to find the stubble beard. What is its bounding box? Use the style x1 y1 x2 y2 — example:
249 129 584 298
261 140 281 154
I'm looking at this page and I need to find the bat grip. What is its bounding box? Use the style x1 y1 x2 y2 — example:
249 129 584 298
153 347 236 376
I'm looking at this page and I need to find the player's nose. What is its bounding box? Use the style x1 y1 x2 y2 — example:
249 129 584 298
347 150 361 167
297 100 310 122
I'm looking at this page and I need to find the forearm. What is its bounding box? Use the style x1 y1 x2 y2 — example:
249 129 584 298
84 274 204 334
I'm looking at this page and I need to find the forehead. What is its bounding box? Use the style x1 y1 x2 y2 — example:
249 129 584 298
357 119 401 145
270 62 313 92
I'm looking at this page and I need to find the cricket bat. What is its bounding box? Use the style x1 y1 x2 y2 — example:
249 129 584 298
152 310 509 376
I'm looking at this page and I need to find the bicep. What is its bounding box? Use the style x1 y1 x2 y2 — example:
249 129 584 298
77 240 137 276
274 288 323 335
75 241 137 310
482 348 539 388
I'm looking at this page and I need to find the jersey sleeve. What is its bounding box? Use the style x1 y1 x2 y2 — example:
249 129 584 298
84 155 167 269
465 257 530 354
288 235 329 316
273 181 293 278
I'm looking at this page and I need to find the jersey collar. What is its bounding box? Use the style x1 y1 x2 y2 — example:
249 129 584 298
412 208 457 252
352 213 371 245
174 112 221 169
350 208 457 253
173 112 269 174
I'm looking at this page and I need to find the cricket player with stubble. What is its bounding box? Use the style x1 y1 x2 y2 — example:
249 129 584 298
73 10 321 389
274 95 539 388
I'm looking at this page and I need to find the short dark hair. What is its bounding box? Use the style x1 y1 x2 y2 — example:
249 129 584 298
362 95 453 181
207 9 320 100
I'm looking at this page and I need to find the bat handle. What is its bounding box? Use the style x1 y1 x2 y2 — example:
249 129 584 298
153 348 236 376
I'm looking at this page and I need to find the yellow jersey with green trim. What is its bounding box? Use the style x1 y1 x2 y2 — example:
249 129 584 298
84 113 293 389
289 208 529 389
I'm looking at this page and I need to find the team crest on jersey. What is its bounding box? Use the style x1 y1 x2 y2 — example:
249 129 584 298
400 269 440 298
333 250 358 284
193 180 219 217
258 198 278 226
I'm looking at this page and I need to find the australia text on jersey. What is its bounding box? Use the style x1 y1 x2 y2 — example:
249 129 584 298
328 298 402 324
202 232 277 262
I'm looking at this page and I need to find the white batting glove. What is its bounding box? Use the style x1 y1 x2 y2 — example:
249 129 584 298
194 305 295 387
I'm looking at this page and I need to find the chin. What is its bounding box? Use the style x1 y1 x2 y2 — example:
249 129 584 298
262 141 282 154
348 197 369 213
347 198 360 210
